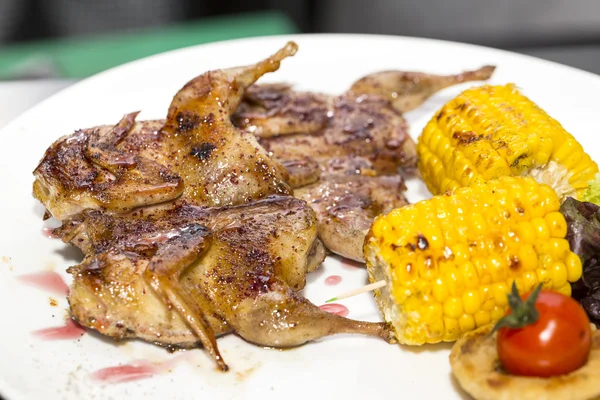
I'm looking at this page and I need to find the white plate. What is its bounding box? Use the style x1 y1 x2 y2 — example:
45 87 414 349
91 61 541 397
1 34 599 400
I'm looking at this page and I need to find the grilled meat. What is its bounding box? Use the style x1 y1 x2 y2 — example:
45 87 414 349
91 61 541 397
236 85 417 175
34 43 297 220
33 42 394 371
59 196 387 370
295 170 408 262
347 65 496 113
233 66 495 261
234 83 331 138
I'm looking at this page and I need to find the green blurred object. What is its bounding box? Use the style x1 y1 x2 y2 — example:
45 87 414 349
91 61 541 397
0 11 298 80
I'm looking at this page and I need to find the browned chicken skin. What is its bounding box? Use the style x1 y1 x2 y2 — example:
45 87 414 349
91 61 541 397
34 43 297 220
233 66 495 261
295 157 409 262
60 197 384 359
32 42 395 371
236 84 417 175
347 65 496 113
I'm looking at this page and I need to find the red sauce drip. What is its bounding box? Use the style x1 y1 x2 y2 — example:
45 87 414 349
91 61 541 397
32 319 86 340
341 259 364 270
318 303 349 317
42 227 58 239
324 275 342 285
17 271 69 295
91 361 161 384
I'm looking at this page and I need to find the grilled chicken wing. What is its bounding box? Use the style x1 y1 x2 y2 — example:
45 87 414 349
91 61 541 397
59 196 390 370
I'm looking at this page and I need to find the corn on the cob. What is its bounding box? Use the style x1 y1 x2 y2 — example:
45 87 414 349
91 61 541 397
417 84 598 200
364 176 582 345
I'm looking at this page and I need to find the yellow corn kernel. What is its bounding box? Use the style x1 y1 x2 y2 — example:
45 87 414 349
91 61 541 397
550 261 568 289
417 253 437 281
545 211 568 237
459 314 476 332
488 255 507 282
474 310 491 327
544 238 571 260
446 269 466 296
556 283 572 297
516 221 536 244
566 253 583 282
443 297 463 318
462 290 481 315
531 217 550 241
536 267 551 286
443 317 460 341
521 271 539 293
491 306 506 321
492 282 509 306
468 214 487 238
428 319 445 343
432 278 449 303
517 244 538 271
420 225 445 252
423 303 443 324
451 243 471 262
460 261 479 289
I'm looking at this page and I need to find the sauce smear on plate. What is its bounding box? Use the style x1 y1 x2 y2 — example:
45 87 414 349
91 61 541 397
324 275 342 285
340 259 364 270
32 319 86 340
17 271 69 295
318 303 349 317
91 361 161 384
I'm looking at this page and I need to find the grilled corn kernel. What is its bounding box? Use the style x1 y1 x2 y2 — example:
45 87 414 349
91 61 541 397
531 217 550 241
417 84 598 200
557 283 572 297
365 176 582 345
517 244 538 271
566 252 583 282
459 314 476 332
443 317 460 341
545 211 568 237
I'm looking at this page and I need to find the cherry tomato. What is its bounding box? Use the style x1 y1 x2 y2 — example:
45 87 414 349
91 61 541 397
497 290 592 377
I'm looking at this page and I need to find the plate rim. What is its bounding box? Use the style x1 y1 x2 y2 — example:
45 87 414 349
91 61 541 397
2 32 600 400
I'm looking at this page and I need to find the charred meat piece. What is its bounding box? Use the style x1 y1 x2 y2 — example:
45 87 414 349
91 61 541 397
233 66 495 261
237 87 417 175
59 196 390 370
295 160 409 262
279 158 322 188
34 42 298 220
33 113 184 221
233 83 332 138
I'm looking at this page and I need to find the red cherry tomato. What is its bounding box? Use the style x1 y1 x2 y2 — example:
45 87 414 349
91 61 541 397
497 290 592 377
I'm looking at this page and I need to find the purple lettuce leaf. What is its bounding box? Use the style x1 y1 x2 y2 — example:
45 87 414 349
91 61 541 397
559 197 600 326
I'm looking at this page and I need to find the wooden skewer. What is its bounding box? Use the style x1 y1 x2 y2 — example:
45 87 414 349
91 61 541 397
325 280 387 303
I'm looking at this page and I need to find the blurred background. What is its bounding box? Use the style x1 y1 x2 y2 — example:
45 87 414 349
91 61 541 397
0 0 599 125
